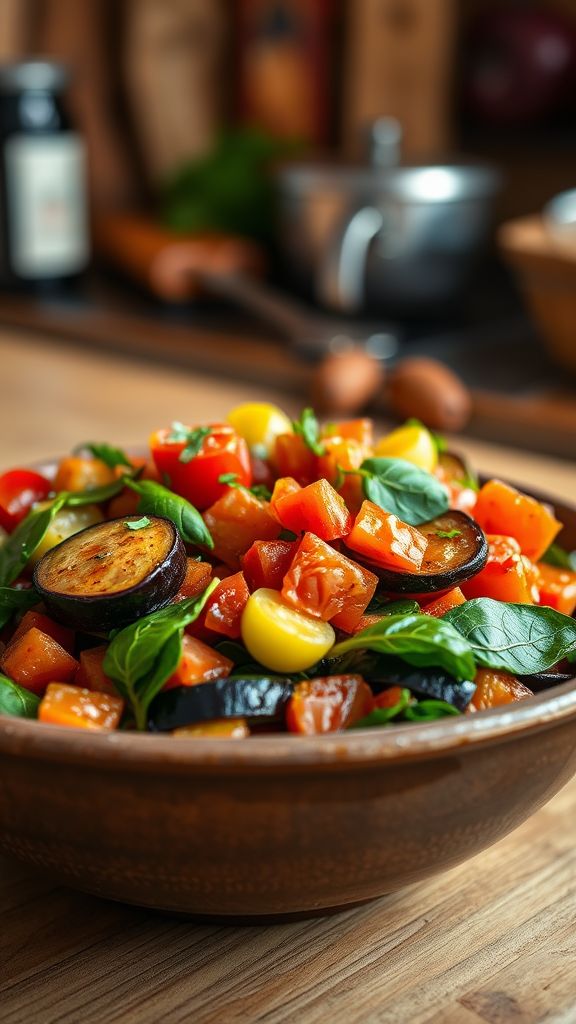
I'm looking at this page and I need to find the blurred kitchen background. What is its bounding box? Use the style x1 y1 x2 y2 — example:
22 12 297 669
0 0 575 458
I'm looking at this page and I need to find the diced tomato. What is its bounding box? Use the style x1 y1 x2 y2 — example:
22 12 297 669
374 685 405 709
241 539 297 591
317 437 368 487
473 480 561 562
345 500 428 573
173 560 213 602
322 419 374 447
53 456 116 494
173 718 250 739
273 478 353 541
286 675 374 734
75 645 118 695
203 487 281 569
11 610 75 654
273 434 317 485
470 669 533 711
1 627 79 695
163 635 233 690
422 587 466 618
0 469 52 532
269 476 301 520
39 683 124 730
202 572 251 638
536 562 576 616
150 423 252 510
462 535 535 604
351 613 386 634
281 532 377 631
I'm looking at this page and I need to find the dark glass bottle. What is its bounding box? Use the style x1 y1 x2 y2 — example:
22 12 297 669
0 61 89 290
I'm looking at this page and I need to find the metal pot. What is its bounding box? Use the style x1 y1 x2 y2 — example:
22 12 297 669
275 120 500 315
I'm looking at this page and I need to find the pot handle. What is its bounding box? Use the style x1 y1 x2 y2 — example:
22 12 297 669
317 206 383 313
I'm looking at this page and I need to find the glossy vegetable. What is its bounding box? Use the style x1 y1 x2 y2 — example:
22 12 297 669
470 669 533 711
1 627 79 695
28 502 104 567
150 423 252 510
149 676 293 731
11 609 75 654
241 588 335 672
536 562 576 616
462 535 535 604
345 500 428 573
363 512 488 595
473 479 562 562
34 516 187 634
281 532 377 632
422 588 466 618
163 634 234 689
226 402 293 457
286 676 374 734
367 662 476 711
359 457 449 526
373 423 438 473
272 478 352 541
241 539 297 591
75 645 117 695
39 682 124 729
53 456 116 494
0 468 52 532
202 572 251 638
0 672 41 718
203 486 280 568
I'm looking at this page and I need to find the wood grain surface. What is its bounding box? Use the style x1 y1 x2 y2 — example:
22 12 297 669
0 327 575 1023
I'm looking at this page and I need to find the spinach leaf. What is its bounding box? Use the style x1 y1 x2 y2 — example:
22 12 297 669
0 674 40 718
364 595 420 616
168 422 211 464
541 543 576 572
104 580 218 729
125 479 213 549
292 408 325 456
330 613 476 682
352 688 412 728
74 442 132 469
359 457 449 525
0 586 40 629
445 598 576 674
0 497 67 587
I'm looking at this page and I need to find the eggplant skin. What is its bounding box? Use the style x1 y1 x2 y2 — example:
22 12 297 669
369 664 476 712
360 511 488 595
519 670 574 693
149 677 293 732
33 515 187 635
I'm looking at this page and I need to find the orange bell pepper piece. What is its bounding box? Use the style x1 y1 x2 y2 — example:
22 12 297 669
273 478 353 541
536 562 576 616
11 609 75 654
163 635 233 690
462 535 535 604
286 676 374 734
75 645 118 696
470 669 533 711
473 479 561 561
422 587 466 618
203 487 280 569
345 500 428 572
173 559 213 602
273 434 317 485
281 531 377 631
202 571 251 638
322 418 374 447
39 683 124 730
1 627 79 695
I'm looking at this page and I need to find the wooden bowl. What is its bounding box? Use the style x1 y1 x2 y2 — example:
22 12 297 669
0 494 575 920
499 215 576 374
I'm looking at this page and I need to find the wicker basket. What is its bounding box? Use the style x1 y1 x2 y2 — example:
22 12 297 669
499 216 576 374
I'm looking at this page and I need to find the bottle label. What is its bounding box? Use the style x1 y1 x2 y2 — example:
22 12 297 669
5 133 89 278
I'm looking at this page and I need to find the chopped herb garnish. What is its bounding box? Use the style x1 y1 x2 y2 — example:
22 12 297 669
217 472 272 501
124 516 151 531
168 422 211 464
436 529 462 539
292 408 325 457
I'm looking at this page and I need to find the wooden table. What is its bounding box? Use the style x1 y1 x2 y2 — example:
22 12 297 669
1 329 575 1024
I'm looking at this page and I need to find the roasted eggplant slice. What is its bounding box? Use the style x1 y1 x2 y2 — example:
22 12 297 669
366 659 476 711
357 511 488 594
33 515 187 634
519 670 574 692
438 451 478 490
149 676 293 732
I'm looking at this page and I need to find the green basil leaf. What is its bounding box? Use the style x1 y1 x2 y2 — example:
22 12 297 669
63 478 128 507
104 580 218 729
292 408 325 456
0 586 39 629
360 457 449 526
168 422 211 464
0 497 66 587
351 688 412 728
403 699 460 721
541 543 576 572
125 479 213 549
365 595 420 616
0 673 40 718
74 442 132 469
124 517 151 531
330 613 475 682
445 598 576 674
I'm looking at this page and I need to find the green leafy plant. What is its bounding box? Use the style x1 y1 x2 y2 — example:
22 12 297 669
292 408 325 457
0 674 40 718
74 442 132 469
104 581 218 729
541 543 576 572
445 598 576 674
358 457 449 525
0 586 41 629
125 479 213 549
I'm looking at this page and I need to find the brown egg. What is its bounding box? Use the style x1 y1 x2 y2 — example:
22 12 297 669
386 357 472 432
310 349 384 415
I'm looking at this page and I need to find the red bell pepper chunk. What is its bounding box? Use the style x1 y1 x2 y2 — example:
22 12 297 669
286 676 374 734
75 645 118 696
421 587 466 618
241 539 297 591
281 532 377 631
462 535 535 604
536 562 576 616
150 423 252 510
322 418 374 447
1 627 79 695
273 434 317 485
273 478 353 541
473 479 561 562
202 571 251 639
163 635 234 690
0 469 52 532
203 487 281 569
